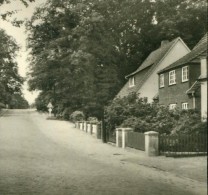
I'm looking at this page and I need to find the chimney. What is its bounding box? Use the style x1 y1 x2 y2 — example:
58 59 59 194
161 40 169 47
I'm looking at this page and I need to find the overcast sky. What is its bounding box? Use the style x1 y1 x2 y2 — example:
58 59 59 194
0 0 46 104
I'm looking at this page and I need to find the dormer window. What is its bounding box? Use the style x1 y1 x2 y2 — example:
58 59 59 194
182 66 189 82
159 74 164 88
169 70 176 85
129 76 135 87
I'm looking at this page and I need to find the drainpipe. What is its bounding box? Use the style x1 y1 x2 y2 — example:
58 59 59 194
192 92 196 109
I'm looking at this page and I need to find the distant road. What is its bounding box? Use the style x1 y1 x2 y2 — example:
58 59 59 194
0 109 206 195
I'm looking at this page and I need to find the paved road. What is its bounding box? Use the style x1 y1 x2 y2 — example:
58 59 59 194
0 109 206 195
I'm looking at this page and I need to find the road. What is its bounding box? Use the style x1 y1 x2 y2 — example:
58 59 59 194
0 109 206 195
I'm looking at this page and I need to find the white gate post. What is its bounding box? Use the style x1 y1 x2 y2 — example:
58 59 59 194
144 131 159 156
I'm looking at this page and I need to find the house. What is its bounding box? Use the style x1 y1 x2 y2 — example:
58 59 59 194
158 33 207 120
116 37 190 103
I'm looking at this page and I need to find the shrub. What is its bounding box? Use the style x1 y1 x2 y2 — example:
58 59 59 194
0 102 5 108
87 117 98 123
70 111 85 122
105 93 207 135
62 107 73 120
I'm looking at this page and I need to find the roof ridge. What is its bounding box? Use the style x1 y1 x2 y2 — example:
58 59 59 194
126 37 180 78
158 43 207 74
193 33 207 50
135 38 183 91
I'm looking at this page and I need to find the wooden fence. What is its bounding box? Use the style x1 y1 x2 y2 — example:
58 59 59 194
126 132 145 151
159 134 207 157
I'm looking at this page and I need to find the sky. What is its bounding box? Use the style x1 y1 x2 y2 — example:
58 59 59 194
0 0 46 104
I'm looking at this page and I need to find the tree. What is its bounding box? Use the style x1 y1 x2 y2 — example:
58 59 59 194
0 29 24 106
0 0 36 26
10 93 29 109
26 0 207 119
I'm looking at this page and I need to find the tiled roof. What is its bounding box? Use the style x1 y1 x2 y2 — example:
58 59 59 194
193 33 208 50
158 33 208 74
126 37 179 78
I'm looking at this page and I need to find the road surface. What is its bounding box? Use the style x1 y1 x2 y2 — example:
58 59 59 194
0 109 206 195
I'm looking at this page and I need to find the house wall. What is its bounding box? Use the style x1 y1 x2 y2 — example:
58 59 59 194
201 81 207 120
138 40 190 103
159 63 201 110
116 68 150 98
200 57 207 120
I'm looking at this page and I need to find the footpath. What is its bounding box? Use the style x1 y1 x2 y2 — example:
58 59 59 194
73 123 207 183
0 109 8 117
35 112 207 184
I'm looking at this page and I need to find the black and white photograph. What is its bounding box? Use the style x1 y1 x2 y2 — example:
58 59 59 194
0 0 207 194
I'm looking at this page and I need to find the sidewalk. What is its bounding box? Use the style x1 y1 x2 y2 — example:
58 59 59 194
35 113 207 184
118 146 207 183
74 123 207 183
0 109 8 117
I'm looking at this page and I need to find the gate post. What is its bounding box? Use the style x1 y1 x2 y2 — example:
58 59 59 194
144 131 159 156
122 128 133 148
116 128 133 148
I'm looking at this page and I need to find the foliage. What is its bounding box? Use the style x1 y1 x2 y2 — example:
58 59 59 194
0 102 5 108
0 29 24 107
0 0 36 26
70 111 85 122
87 117 98 124
34 91 49 112
105 93 207 135
26 0 207 119
62 107 73 120
9 93 29 109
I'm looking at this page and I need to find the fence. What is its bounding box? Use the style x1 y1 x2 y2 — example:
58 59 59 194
76 121 102 139
107 130 116 143
159 134 207 157
126 132 145 151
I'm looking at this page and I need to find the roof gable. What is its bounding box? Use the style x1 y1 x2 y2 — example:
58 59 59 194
158 33 208 74
126 37 181 78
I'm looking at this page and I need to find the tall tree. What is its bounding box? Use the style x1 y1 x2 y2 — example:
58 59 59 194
0 29 24 106
26 0 207 118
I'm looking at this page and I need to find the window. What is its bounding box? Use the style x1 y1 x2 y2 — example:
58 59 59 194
159 74 164 88
182 66 189 82
169 104 177 110
182 103 188 110
129 76 135 87
169 70 176 85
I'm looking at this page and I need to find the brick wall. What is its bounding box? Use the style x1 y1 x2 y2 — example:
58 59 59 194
159 63 201 110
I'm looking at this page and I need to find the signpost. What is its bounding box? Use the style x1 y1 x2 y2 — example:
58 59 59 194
47 102 53 117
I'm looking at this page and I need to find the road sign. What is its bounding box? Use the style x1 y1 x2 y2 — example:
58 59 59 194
47 102 53 108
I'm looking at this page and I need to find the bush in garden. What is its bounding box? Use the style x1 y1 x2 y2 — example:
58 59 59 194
70 111 85 122
105 93 207 135
62 107 73 120
87 117 98 123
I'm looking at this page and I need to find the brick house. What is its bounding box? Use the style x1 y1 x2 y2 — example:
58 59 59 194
116 37 190 103
158 33 207 119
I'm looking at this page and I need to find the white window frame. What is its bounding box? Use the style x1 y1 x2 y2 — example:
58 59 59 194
182 66 189 82
169 103 177 110
182 102 188 110
159 74 164 88
129 76 135 87
169 70 176 85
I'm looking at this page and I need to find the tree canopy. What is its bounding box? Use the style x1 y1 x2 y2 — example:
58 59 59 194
0 29 26 107
26 0 207 118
